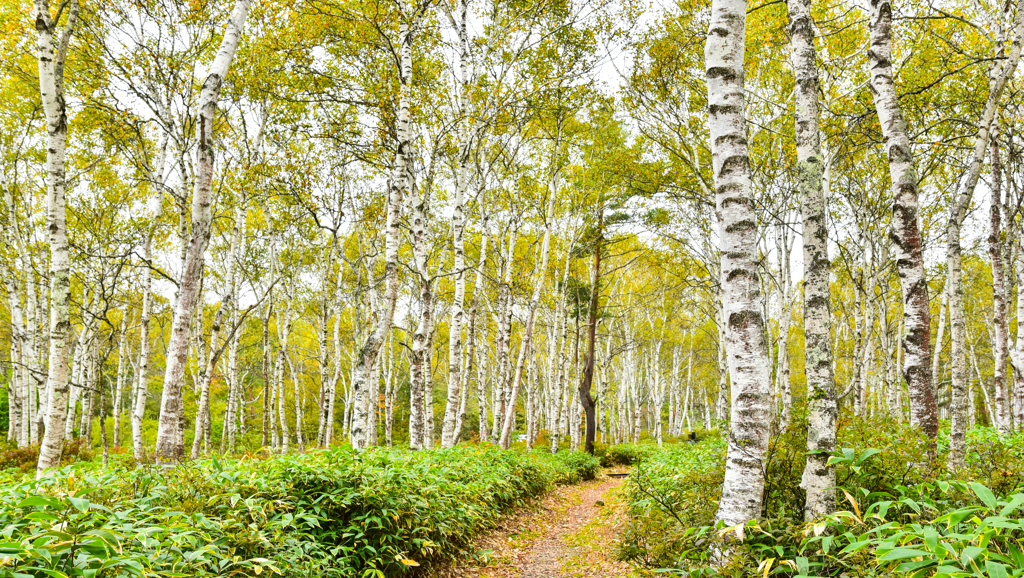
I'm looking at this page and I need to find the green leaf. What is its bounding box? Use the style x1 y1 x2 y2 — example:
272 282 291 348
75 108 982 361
17 496 60 509
998 495 1024 517
986 560 1009 578
879 548 932 561
68 497 89 513
855 448 881 465
969 483 998 511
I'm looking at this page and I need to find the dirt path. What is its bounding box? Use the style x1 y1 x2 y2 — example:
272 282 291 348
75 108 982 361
437 472 638 577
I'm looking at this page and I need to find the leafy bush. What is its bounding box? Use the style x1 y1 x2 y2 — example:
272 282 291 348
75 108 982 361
618 437 727 567
546 449 601 484
598 443 653 467
798 479 1024 577
0 438 94 474
619 418 1024 577
0 445 598 577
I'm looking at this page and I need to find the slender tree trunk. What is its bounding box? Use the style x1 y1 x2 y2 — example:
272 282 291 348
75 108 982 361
706 0 773 527
223 201 246 453
948 10 1024 460
932 279 947 416
154 0 251 462
788 0 837 520
350 19 417 449
190 303 226 459
26 280 39 446
113 314 130 447
34 0 80 477
577 215 602 455
441 0 473 448
500 164 558 448
99 358 108 466
990 142 1013 438
714 283 729 424
276 302 292 452
549 243 572 452
867 0 937 440
1011 247 1024 428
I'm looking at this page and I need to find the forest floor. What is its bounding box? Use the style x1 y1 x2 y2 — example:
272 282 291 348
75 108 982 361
436 468 641 577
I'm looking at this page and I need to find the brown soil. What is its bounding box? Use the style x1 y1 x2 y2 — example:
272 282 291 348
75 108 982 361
434 470 637 577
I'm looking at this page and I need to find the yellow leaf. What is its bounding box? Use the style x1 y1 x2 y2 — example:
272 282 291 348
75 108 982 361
400 559 420 566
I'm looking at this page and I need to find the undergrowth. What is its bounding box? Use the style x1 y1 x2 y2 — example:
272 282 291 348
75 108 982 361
618 418 1024 577
0 444 599 577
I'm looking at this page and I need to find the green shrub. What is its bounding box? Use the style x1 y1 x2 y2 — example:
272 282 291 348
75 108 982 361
0 445 598 576
618 418 1024 577
618 437 727 567
545 449 600 484
601 443 645 467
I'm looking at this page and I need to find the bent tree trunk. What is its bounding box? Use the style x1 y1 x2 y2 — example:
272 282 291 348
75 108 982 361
867 0 937 440
705 0 773 528
500 160 559 449
578 214 602 455
35 0 80 477
788 0 837 520
154 0 251 462
946 1 1023 461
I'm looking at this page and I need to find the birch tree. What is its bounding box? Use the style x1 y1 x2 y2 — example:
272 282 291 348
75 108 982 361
866 0 937 440
943 0 1023 460
705 0 773 528
35 0 80 476
154 0 251 461
350 4 428 449
788 0 836 520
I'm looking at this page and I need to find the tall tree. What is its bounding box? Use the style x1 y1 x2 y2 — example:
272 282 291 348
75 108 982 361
349 4 429 449
788 0 836 520
35 0 80 476
866 0 937 440
946 0 1023 464
705 0 773 528
154 0 252 461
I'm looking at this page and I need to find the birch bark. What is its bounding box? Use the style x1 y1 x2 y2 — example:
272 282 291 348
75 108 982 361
34 0 81 476
945 3 1023 457
788 0 837 520
500 165 558 449
868 0 937 440
154 0 251 462
350 15 418 449
706 0 773 527
191 302 226 458
441 0 473 448
988 141 1012 441
113 314 131 447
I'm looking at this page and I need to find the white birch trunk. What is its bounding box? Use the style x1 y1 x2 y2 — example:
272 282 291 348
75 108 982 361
788 0 837 520
350 18 417 449
34 0 80 476
113 314 131 447
706 0 773 527
499 172 558 448
946 4 1023 460
868 0 940 439
191 303 226 458
441 0 473 448
988 142 1013 440
408 223 432 450
154 0 250 461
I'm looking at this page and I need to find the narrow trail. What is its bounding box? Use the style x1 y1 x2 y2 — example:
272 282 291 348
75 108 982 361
439 471 636 577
